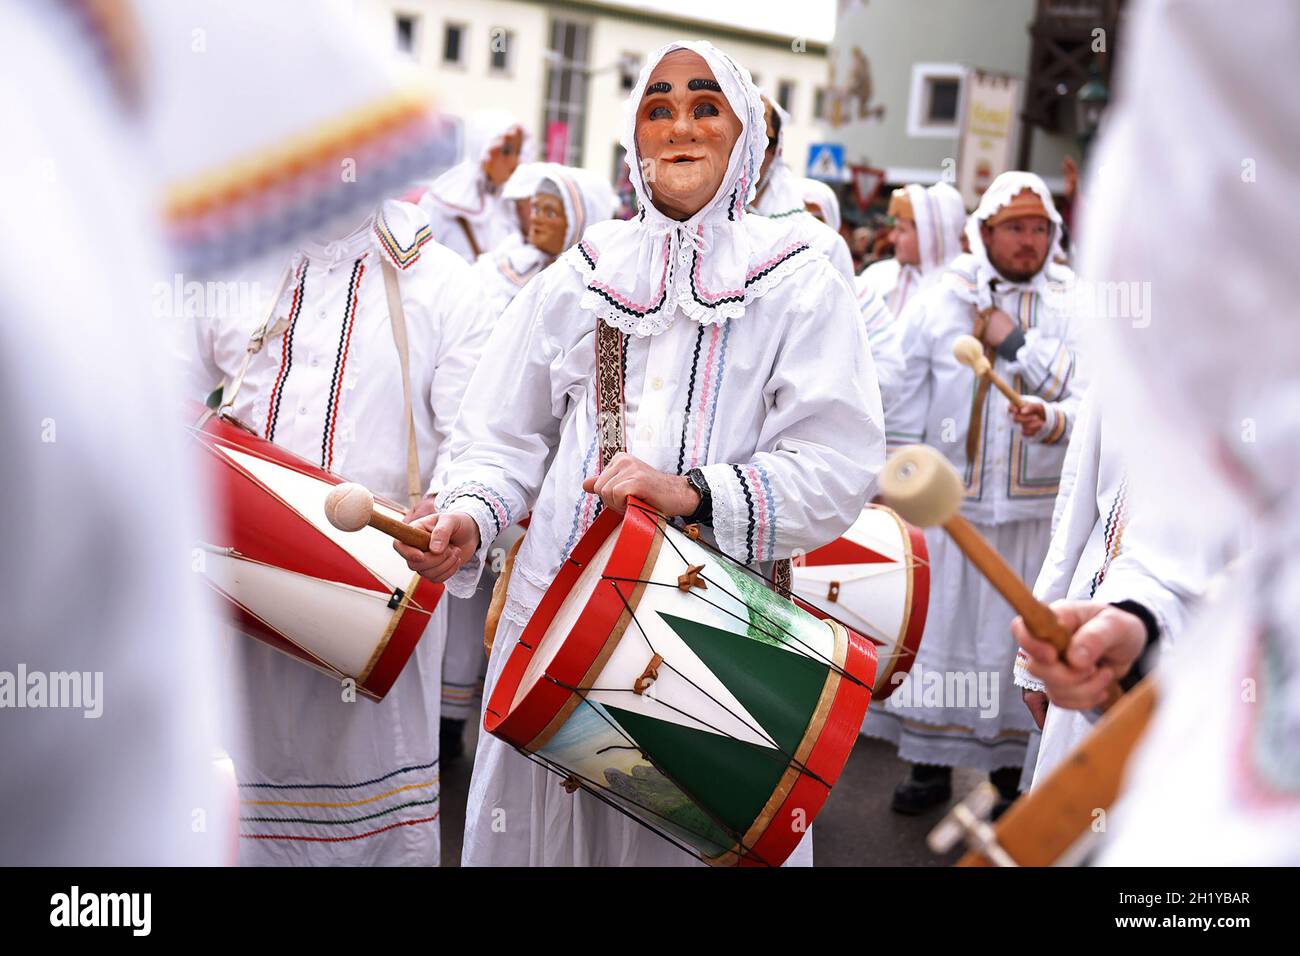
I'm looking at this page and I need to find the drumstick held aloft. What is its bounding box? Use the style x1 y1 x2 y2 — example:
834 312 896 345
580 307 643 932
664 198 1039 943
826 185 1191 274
324 482 432 550
878 445 1121 708
952 335 1027 409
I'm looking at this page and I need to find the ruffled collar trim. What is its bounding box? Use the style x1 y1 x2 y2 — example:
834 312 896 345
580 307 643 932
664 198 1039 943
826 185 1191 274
564 214 818 337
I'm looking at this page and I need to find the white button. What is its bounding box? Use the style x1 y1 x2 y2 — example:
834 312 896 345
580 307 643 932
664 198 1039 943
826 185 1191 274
310 356 320 367
638 426 653 442
317 308 327 319
652 377 664 390
298 406 309 416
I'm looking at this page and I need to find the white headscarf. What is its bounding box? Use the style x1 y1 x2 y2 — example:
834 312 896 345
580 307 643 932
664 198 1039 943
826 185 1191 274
563 40 819 336
899 181 966 277
798 177 841 232
750 95 807 218
423 109 527 224
498 163 617 280
949 170 1069 309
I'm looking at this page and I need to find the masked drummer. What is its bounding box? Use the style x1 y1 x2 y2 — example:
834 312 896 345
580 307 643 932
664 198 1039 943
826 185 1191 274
413 163 616 762
862 171 1087 818
396 40 883 867
416 110 528 262
184 199 492 865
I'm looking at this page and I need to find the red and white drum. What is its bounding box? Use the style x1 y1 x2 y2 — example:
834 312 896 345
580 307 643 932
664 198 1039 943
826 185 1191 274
190 405 442 701
485 501 878 867
790 504 929 700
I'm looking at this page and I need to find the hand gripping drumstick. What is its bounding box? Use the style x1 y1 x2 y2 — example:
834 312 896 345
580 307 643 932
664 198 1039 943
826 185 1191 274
879 445 1122 709
952 335 1027 409
324 482 431 550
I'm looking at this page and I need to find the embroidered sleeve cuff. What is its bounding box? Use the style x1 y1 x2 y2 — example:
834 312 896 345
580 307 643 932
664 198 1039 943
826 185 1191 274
699 461 778 566
436 482 512 598
1013 649 1046 692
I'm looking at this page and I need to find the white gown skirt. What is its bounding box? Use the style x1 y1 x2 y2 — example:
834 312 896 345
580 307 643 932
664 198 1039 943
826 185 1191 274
861 518 1050 772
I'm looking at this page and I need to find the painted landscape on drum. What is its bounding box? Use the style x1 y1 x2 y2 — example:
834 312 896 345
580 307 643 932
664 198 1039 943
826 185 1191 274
537 701 733 858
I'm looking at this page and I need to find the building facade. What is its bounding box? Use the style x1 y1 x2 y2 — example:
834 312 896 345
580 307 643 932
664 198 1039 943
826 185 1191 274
356 0 831 187
827 0 1099 198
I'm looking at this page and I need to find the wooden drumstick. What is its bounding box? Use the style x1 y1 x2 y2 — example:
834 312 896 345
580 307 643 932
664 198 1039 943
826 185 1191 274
879 445 1122 709
953 335 1027 409
324 482 431 550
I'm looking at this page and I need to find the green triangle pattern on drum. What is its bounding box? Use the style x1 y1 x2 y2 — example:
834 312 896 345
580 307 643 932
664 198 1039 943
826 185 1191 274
603 611 829 837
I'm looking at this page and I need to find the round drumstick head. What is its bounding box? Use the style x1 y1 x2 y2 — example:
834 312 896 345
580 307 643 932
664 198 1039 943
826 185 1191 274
878 445 964 528
952 335 990 375
324 482 374 532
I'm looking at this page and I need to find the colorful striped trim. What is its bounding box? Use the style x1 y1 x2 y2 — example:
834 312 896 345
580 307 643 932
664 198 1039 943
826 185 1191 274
1088 477 1129 596
241 812 438 844
238 758 439 792
1042 408 1068 445
264 259 309 442
729 462 777 564
584 239 671 319
688 238 810 309
563 433 601 559
241 776 439 810
320 255 366 470
241 796 438 828
165 91 454 273
444 481 511 537
374 211 432 270
676 321 732 473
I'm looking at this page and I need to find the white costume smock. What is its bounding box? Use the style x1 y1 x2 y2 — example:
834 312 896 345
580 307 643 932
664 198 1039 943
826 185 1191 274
863 172 1086 771
441 165 617 722
437 41 883 866
185 201 492 864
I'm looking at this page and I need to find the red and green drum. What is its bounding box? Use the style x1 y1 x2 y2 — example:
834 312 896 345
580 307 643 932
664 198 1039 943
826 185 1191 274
485 500 881 867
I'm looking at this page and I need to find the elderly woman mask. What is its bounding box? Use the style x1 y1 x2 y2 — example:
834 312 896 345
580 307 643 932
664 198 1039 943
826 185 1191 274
635 50 742 221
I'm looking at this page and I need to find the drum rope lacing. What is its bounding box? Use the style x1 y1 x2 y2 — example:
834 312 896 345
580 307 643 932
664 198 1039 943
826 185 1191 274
632 502 929 664
497 500 895 866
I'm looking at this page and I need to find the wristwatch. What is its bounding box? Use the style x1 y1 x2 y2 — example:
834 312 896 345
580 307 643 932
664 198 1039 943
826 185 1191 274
683 468 713 525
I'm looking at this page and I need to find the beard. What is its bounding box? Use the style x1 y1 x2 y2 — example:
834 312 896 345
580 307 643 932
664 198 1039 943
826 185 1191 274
991 251 1048 283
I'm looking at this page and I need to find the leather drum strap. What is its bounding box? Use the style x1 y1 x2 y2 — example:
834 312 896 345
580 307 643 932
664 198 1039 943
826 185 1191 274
595 317 791 597
220 262 293 416
595 318 626 470
455 216 482 259
965 359 994 465
381 259 423 508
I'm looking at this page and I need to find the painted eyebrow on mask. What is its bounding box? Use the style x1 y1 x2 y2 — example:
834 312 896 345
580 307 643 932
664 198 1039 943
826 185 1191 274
645 81 671 95
688 78 722 92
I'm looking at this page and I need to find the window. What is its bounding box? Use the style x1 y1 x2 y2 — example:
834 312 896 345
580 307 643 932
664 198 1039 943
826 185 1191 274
813 86 827 120
619 52 640 91
395 14 418 56
542 19 591 166
489 28 513 73
777 80 795 115
443 23 465 66
907 63 965 137
927 78 960 123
